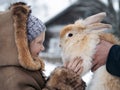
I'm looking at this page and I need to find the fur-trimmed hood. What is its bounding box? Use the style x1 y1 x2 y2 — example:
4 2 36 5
0 2 44 71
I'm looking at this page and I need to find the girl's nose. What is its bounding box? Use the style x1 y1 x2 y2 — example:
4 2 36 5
41 45 45 51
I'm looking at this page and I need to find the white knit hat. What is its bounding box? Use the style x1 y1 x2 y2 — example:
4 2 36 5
27 14 46 42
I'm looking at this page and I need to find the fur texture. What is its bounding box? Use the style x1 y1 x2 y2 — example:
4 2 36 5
60 12 120 90
43 67 86 90
9 2 44 70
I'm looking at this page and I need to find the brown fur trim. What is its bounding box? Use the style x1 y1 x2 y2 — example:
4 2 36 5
44 67 86 90
10 2 44 70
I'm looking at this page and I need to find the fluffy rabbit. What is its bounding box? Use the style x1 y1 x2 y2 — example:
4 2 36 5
60 12 120 90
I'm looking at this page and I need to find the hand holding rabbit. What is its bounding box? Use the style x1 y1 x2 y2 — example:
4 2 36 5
92 40 113 72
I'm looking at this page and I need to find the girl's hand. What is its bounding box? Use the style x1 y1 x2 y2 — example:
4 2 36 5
64 57 83 75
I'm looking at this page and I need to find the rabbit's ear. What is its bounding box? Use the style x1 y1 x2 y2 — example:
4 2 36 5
87 23 112 33
83 12 106 26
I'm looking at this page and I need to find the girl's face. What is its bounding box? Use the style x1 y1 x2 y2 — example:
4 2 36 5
30 32 45 57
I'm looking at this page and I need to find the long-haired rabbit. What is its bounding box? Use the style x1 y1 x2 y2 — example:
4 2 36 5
60 12 120 90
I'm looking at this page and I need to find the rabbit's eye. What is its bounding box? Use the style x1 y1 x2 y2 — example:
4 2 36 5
68 33 73 37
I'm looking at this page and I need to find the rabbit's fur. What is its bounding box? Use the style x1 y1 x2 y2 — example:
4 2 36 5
60 12 120 90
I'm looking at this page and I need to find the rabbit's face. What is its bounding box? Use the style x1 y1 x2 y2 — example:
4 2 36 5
60 23 100 62
60 24 85 51
60 24 100 76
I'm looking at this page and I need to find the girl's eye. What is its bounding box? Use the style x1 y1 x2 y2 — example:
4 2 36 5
38 41 42 44
68 33 73 37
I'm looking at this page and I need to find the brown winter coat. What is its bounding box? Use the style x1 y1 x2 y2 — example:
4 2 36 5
0 2 46 90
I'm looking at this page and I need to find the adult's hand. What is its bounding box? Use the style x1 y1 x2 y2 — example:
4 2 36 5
91 40 113 72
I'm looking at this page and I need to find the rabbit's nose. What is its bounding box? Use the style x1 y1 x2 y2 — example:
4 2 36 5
59 44 61 47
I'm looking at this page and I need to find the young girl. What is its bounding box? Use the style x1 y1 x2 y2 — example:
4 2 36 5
0 2 46 89
0 2 85 90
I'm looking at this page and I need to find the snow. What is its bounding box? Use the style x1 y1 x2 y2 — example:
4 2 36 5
44 61 61 77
